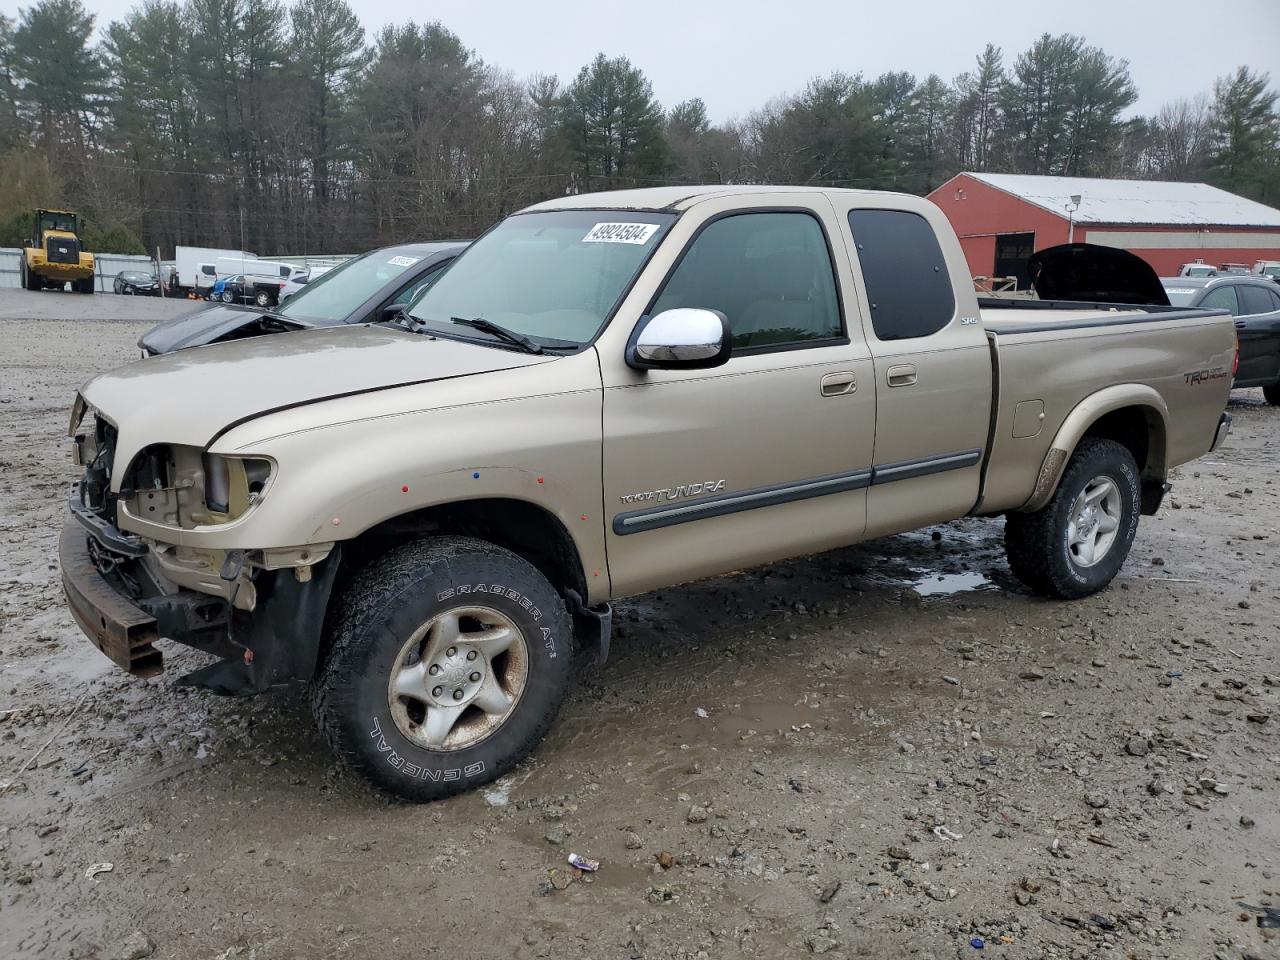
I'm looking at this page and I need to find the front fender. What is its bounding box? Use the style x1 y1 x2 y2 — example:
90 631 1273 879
1020 384 1169 513
115 366 607 597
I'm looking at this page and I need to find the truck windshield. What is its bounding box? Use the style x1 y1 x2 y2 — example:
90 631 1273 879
405 210 675 347
278 247 429 323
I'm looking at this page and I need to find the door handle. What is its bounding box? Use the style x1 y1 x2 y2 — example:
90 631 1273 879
886 364 917 387
820 372 857 397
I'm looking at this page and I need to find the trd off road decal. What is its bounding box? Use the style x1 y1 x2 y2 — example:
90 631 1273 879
436 583 557 658
1183 366 1229 385
582 222 659 244
368 717 486 780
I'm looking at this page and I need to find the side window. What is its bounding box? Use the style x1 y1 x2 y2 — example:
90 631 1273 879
1200 285 1239 316
1270 289 1280 311
652 212 842 350
848 209 955 340
1237 284 1273 316
201 265 215 276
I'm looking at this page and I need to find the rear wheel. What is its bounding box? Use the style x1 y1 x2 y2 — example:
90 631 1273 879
254 288 272 308
1264 382 1280 406
220 290 233 303
76 277 94 294
312 536 574 801
1004 438 1140 599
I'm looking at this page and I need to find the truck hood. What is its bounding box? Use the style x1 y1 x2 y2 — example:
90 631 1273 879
81 324 555 455
138 304 312 355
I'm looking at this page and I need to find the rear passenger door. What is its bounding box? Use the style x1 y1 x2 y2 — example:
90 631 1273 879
835 204 993 537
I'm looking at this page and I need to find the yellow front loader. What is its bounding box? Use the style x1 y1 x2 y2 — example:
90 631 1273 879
20 209 95 293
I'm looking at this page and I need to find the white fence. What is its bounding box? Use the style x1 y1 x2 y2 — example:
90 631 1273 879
0 247 158 292
0 248 355 292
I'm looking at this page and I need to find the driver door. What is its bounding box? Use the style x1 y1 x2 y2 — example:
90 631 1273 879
600 197 877 597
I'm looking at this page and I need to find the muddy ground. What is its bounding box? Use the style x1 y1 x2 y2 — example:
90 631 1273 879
1 287 1277 960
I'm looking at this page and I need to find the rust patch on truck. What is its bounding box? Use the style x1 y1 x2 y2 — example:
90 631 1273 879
1023 447 1069 513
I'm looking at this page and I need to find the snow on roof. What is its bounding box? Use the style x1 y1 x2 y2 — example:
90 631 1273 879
965 172 1280 227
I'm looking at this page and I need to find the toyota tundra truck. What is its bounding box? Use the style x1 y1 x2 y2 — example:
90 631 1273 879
61 186 1236 800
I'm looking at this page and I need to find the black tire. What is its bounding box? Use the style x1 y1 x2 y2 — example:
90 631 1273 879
1264 382 1280 406
312 536 574 801
220 290 233 303
77 278 94 294
1004 437 1141 600
254 288 272 308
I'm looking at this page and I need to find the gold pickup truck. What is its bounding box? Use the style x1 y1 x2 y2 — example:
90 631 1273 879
62 186 1236 800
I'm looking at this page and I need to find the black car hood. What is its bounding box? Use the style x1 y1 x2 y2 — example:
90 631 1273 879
1029 243 1170 306
138 304 312 355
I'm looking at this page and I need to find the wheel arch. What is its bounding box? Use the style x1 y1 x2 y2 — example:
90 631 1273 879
336 497 590 609
1020 385 1169 513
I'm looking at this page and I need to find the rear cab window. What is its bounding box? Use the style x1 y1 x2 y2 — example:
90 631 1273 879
650 211 843 352
848 209 955 340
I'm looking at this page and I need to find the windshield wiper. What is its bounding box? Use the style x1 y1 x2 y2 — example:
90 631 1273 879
449 316 543 355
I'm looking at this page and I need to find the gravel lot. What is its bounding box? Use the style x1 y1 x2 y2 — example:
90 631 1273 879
1 287 1277 960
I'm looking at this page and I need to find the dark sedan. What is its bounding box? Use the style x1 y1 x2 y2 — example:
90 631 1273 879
113 270 161 296
1162 275 1280 405
139 242 467 355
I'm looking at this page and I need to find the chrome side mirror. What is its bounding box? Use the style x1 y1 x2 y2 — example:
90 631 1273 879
626 308 732 370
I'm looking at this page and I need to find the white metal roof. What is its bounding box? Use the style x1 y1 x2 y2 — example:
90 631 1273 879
964 172 1280 228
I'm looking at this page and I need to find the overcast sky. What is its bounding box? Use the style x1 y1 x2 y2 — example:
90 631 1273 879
7 0 1277 120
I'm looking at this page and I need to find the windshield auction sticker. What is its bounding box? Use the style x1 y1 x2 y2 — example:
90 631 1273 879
583 222 659 244
387 255 421 267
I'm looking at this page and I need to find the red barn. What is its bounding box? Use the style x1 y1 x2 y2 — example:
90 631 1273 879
928 172 1280 286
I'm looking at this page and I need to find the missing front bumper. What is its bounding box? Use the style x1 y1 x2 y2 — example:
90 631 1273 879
59 520 163 677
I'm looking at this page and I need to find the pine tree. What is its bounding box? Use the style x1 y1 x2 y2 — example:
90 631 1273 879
11 0 107 159
1208 67 1279 202
558 53 668 190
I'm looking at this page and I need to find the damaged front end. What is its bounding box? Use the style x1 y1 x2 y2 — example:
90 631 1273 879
62 401 341 696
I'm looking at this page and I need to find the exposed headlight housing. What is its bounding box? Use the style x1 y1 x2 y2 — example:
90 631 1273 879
120 445 274 528
202 453 273 518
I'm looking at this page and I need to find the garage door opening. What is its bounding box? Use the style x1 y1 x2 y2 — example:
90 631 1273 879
995 232 1035 289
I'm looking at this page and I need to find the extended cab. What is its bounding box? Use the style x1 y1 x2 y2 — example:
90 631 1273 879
61 187 1236 800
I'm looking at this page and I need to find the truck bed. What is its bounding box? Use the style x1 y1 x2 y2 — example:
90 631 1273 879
978 297 1223 336
974 296 1233 517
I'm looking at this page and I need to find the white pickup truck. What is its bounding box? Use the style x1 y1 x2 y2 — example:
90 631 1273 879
63 186 1235 800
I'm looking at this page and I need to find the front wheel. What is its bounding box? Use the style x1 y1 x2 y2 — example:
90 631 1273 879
220 290 233 303
1264 382 1280 406
312 536 574 801
1004 437 1141 599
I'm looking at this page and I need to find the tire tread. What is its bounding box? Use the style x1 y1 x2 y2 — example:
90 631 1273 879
311 536 571 801
1005 437 1138 600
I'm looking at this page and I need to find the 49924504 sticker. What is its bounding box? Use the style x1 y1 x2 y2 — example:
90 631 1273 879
583 222 659 244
